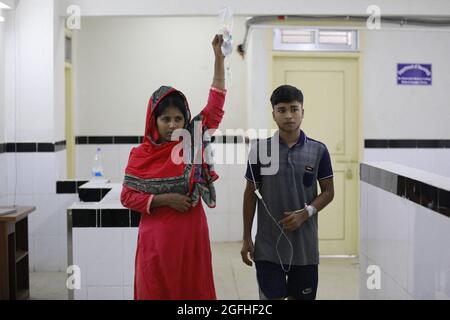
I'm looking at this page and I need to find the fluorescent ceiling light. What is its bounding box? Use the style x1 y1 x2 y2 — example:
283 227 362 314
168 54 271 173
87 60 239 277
0 2 11 9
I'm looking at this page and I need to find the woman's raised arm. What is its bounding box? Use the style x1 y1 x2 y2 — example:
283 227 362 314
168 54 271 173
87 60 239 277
211 34 225 91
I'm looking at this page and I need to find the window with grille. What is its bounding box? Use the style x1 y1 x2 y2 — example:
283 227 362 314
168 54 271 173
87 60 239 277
273 28 358 51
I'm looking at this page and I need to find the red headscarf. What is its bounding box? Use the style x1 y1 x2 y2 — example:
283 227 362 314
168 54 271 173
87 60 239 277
123 86 218 207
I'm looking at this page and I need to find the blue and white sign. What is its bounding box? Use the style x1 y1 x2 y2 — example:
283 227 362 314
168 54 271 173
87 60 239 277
397 63 432 85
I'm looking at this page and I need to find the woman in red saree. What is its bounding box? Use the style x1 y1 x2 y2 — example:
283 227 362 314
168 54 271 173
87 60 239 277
120 35 226 300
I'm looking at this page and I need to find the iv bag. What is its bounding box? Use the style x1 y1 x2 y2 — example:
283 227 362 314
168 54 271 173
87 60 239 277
219 6 234 57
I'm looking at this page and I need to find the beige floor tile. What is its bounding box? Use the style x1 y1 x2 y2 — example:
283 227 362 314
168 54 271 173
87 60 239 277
28 242 359 300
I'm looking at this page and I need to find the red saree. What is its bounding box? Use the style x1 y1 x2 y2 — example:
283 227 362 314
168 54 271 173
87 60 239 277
121 86 226 300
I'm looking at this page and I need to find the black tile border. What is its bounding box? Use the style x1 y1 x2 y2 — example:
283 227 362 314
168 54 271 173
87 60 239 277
75 136 88 145
57 181 77 194
54 140 67 152
17 142 37 152
100 209 130 228
37 143 55 152
364 140 389 148
365 139 450 149
360 163 450 219
71 209 141 228
114 136 140 144
3 139 449 152
78 188 112 202
74 135 251 145
56 180 89 194
88 136 114 144
72 209 98 228
2 140 67 153
389 140 417 148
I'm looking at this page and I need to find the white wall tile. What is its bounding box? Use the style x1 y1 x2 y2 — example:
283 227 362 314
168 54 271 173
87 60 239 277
433 149 450 178
359 182 369 257
391 149 421 169
224 144 247 167
32 153 56 195
359 254 384 300
118 145 138 182
362 175 450 300
228 178 245 216
55 150 67 181
408 205 450 299
363 149 392 163
366 185 409 290
385 270 414 300
228 163 247 180
32 194 59 237
72 229 90 288
413 149 436 176
76 145 122 182
74 287 87 300
380 189 409 289
82 228 123 286
16 153 35 195
210 143 225 166
0 155 7 197
75 145 95 180
123 286 134 300
13 195 34 210
359 253 369 299
6 153 17 195
57 194 78 272
57 194 78 237
59 235 68 272
99 145 121 182
205 213 229 242
364 148 450 179
229 214 243 242
122 228 138 287
211 178 229 216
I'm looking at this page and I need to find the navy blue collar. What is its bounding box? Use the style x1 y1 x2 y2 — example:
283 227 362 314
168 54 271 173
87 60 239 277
296 130 307 147
278 130 306 147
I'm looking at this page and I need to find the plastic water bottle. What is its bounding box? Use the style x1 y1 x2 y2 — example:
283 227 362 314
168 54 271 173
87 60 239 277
92 147 104 178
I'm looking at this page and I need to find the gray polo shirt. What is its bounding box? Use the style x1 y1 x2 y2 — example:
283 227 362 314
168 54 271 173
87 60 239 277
245 130 333 266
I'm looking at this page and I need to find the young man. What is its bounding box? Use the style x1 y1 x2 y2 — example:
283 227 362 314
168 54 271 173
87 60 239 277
241 85 334 300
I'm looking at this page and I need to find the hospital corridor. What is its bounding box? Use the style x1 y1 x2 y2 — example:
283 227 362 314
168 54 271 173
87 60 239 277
0 0 449 303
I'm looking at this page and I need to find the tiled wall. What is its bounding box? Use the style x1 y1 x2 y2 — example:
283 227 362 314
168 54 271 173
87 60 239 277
0 146 74 272
72 228 138 300
364 140 450 177
360 164 450 299
75 144 137 183
364 149 450 178
0 149 7 205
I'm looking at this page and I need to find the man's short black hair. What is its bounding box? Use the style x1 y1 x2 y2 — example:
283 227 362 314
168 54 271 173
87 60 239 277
270 85 304 109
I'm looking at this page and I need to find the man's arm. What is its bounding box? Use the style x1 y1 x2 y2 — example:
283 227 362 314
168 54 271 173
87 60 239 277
280 177 334 232
241 181 258 266
310 177 335 211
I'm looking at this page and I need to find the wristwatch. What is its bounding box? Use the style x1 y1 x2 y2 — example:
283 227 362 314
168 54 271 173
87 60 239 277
306 205 318 218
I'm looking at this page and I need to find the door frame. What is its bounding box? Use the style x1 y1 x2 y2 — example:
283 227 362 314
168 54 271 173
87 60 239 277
65 29 75 179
